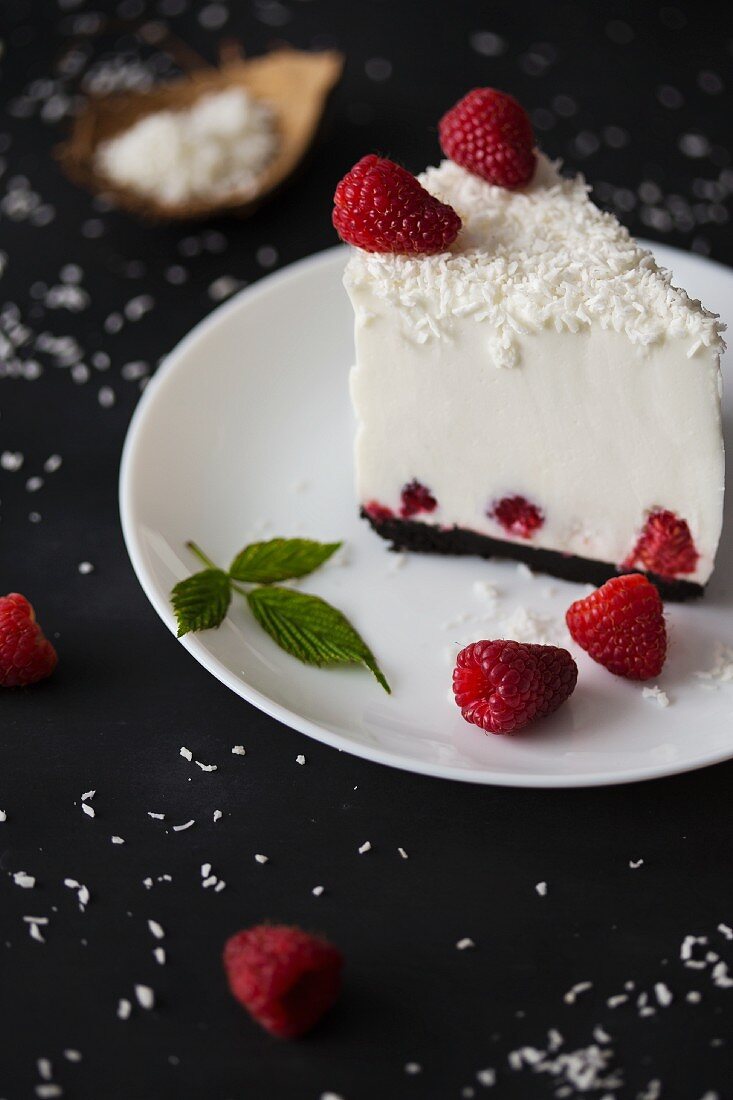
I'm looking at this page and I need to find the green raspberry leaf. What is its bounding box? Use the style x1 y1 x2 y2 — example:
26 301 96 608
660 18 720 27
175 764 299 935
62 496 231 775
171 569 231 637
246 585 390 692
229 538 342 584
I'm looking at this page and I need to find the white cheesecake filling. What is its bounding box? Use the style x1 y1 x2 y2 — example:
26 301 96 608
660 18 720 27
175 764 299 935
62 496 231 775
350 309 723 583
345 157 725 585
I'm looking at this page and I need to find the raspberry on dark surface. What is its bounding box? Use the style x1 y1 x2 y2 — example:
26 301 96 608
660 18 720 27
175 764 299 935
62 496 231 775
223 924 343 1039
439 88 537 189
566 573 667 681
400 480 437 518
622 509 699 579
0 592 58 688
332 154 462 254
452 639 577 735
490 495 544 539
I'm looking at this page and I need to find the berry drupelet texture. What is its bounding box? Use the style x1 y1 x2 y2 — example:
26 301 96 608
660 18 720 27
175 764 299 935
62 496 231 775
453 639 577 735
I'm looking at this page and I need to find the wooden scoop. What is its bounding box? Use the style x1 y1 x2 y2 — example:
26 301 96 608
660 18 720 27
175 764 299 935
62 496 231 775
56 45 344 221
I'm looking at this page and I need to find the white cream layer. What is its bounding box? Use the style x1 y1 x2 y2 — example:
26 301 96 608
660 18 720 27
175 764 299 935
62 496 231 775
345 156 725 366
350 308 724 582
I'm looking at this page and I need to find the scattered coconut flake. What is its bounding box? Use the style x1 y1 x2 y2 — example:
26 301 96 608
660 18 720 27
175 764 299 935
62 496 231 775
718 923 733 940
695 643 733 686
404 1063 422 1075
213 810 223 822
143 877 153 889
179 746 192 761
687 990 702 1003
147 919 165 940
77 561 94 575
63 1050 82 1062
232 745 246 755
254 853 269 864
476 1068 496 1086
117 998 132 1020
564 981 592 1004
607 994 628 1008
13 871 35 888
195 760 217 771
29 921 46 943
312 886 325 897
535 881 548 896
44 454 62 473
214 880 226 892
134 984 155 1010
148 812 165 820
473 580 500 603
81 790 95 801
681 934 708 967
398 847 409 859
1 450 23 471
499 606 565 646
37 1058 52 1080
35 1086 62 1099
202 876 217 888
654 982 673 1006
0 809 6 821
593 1026 611 1044
208 275 244 301
456 937 475 950
296 754 306 765
629 858 644 869
358 841 372 854
201 863 212 879
507 1031 623 1092
111 835 125 845
153 947 166 965
172 820 195 832
712 960 733 988
642 685 670 707
81 803 95 818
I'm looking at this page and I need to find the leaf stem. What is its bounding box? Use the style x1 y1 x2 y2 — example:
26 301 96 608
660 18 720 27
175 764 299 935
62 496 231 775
186 540 249 597
186 540 218 571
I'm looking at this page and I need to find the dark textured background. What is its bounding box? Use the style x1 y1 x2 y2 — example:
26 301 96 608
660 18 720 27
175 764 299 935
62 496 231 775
2 1 733 1097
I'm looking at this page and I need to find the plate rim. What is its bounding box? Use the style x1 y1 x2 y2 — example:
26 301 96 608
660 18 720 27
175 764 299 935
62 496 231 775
120 241 732 788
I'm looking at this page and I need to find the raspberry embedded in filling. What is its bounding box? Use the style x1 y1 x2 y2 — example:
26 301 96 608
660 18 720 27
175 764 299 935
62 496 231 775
490 495 544 539
363 500 394 522
622 508 699 579
400 480 438 518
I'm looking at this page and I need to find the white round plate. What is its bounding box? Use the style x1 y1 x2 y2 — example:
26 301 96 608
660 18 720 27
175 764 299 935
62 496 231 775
120 242 733 788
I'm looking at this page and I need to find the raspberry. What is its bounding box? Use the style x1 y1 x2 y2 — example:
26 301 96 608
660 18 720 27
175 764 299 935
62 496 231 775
333 154 462 254
364 500 394 522
400 480 437 518
223 924 343 1039
0 593 57 687
439 88 537 189
490 495 544 539
452 640 577 735
622 509 699 579
566 574 667 681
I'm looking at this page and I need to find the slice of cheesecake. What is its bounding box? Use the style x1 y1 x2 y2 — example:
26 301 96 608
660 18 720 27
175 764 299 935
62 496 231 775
344 154 725 598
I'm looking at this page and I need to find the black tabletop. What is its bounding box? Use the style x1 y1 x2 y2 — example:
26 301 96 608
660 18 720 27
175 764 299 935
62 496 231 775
2 1 733 1097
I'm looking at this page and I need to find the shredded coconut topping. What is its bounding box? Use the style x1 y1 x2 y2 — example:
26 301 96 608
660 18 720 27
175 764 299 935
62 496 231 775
345 156 725 365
